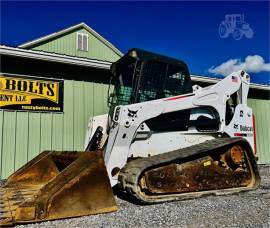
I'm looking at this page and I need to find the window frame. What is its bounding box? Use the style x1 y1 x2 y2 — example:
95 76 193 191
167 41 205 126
76 32 89 52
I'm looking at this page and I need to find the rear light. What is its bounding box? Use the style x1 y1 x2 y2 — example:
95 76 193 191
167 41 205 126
252 114 257 155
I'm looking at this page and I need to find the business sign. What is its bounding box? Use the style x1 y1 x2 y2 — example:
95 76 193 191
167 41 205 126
0 74 64 112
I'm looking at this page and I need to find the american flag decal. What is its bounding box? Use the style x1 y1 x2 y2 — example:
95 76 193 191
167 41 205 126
232 76 238 82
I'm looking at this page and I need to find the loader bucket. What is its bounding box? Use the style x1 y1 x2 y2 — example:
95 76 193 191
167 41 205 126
0 150 117 226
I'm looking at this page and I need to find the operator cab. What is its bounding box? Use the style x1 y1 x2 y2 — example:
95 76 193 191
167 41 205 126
109 49 219 132
109 48 192 108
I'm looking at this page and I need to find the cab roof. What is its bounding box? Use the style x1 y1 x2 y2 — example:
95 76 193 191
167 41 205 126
111 48 189 75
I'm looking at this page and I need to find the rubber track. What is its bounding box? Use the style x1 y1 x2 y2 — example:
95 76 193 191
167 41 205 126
118 137 260 204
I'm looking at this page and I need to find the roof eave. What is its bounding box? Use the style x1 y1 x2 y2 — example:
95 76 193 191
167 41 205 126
1 46 269 91
19 23 84 48
0 45 111 70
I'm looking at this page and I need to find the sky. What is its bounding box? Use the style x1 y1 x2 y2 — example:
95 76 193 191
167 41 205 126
1 1 269 85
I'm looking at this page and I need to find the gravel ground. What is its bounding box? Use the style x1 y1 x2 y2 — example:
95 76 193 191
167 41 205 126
12 165 269 228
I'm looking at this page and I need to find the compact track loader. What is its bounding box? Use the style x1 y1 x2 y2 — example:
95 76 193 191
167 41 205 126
0 49 260 225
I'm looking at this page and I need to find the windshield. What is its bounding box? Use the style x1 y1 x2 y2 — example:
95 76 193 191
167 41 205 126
235 16 242 22
112 59 192 106
138 60 192 102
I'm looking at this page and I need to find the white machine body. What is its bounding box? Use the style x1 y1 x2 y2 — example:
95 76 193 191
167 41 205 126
85 70 256 187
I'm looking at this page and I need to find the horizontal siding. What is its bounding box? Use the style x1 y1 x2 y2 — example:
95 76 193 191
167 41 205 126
0 80 109 179
248 99 270 164
31 28 121 62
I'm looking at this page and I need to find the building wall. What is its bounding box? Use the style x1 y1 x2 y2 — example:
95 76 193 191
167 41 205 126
0 80 109 178
29 28 121 62
1 88 269 179
248 99 270 164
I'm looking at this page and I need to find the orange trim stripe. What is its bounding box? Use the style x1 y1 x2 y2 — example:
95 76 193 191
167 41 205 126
164 93 194 101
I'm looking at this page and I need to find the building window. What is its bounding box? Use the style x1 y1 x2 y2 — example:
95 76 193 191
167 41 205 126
77 33 88 51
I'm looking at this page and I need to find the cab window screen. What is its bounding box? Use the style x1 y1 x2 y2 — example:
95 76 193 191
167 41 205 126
165 64 192 96
138 61 192 102
115 62 135 105
139 60 167 102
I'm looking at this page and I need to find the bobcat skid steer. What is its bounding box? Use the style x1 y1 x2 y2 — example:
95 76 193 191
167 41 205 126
0 49 260 225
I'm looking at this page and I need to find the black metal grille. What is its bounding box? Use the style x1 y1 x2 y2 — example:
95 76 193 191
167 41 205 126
116 86 133 105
